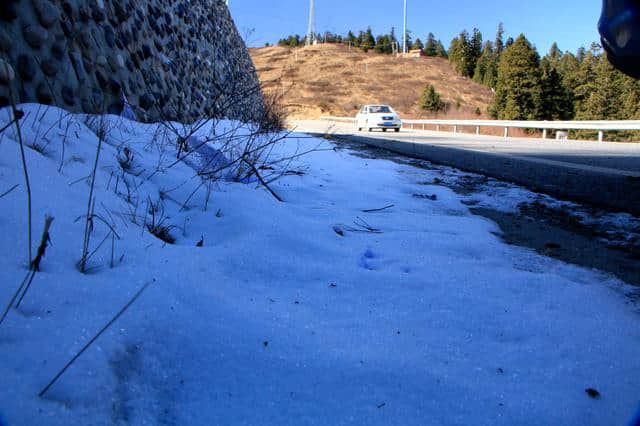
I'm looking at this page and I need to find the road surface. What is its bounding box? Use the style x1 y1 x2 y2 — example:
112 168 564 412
293 120 640 214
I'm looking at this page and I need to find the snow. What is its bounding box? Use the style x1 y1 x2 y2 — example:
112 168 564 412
0 104 639 425
411 158 640 250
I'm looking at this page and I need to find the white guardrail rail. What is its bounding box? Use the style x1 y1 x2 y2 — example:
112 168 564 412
320 116 640 142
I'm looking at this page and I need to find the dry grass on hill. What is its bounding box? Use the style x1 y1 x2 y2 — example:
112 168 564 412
250 44 494 121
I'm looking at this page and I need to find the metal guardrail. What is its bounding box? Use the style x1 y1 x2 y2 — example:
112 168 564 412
320 116 640 142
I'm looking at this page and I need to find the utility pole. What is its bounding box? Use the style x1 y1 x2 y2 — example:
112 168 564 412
307 0 316 46
403 0 408 54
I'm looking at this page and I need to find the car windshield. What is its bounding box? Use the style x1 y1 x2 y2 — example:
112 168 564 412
369 106 391 113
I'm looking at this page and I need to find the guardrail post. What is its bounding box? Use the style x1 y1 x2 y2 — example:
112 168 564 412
453 125 457 134
475 126 480 135
436 125 440 132
542 129 547 139
598 131 604 142
422 123 425 131
504 127 509 139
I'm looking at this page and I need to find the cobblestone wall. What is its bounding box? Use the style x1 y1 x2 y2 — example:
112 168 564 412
0 0 263 122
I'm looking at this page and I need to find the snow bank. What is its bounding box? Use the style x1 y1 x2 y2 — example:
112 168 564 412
0 105 638 425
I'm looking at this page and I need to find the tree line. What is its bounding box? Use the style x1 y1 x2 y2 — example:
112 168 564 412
277 28 447 57
448 24 640 130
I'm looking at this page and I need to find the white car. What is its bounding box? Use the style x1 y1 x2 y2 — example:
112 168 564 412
356 105 402 132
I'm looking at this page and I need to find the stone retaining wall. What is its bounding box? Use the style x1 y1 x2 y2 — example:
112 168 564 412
0 0 264 122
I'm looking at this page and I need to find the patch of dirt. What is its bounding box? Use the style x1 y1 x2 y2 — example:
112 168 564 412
445 174 491 196
470 206 640 287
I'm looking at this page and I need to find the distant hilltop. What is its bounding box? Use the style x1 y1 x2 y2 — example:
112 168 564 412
250 44 493 120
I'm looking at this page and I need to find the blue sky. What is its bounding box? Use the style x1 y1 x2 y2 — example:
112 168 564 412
230 0 601 55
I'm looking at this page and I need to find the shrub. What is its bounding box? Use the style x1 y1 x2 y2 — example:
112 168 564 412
418 84 446 112
258 89 288 133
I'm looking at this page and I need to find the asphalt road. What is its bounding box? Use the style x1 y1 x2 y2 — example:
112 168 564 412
293 120 640 214
294 120 640 174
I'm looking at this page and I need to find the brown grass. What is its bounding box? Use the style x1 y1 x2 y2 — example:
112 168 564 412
250 44 494 120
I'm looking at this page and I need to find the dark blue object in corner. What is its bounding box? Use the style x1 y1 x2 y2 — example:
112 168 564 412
599 0 640 78
630 406 640 426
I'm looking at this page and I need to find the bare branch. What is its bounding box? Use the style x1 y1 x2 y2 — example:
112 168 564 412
0 184 19 199
242 157 283 202
362 204 395 213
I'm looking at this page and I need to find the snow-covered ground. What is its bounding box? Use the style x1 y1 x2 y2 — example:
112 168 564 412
0 105 639 425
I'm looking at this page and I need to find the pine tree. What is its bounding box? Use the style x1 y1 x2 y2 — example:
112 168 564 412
412 38 424 51
404 30 413 52
286 35 301 47
375 35 390 53
574 48 624 120
557 51 581 94
469 28 483 77
483 61 498 88
622 76 640 119
419 84 446 112
435 40 448 58
481 26 503 88
539 58 573 120
448 37 460 66
449 29 483 78
495 22 505 54
548 42 562 62
365 27 376 48
473 41 494 85
346 31 357 47
572 47 599 118
449 31 471 76
360 27 376 51
538 44 575 120
490 34 542 120
424 33 437 56
390 27 398 49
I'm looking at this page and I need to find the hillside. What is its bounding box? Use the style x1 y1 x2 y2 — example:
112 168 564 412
250 44 494 120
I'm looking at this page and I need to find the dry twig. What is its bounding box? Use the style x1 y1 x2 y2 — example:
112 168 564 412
362 204 394 213
242 157 283 202
0 184 19 199
80 117 105 273
9 93 32 264
0 216 54 325
16 216 55 308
